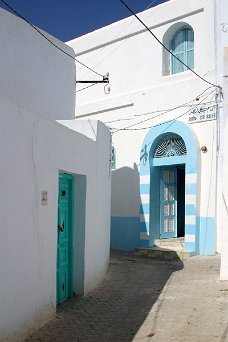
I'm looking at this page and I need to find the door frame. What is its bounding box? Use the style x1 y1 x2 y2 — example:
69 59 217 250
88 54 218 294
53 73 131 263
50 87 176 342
57 172 74 304
159 166 177 239
140 120 198 252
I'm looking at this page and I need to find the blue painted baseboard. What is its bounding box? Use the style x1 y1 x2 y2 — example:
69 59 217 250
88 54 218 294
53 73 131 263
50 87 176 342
196 216 215 255
110 216 216 255
111 217 141 251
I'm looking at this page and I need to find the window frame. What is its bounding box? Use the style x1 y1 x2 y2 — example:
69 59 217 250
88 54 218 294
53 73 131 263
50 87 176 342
171 27 194 75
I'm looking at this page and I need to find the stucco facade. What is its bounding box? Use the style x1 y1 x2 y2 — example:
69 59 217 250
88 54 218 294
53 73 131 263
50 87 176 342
68 0 227 269
0 7 111 341
221 46 228 280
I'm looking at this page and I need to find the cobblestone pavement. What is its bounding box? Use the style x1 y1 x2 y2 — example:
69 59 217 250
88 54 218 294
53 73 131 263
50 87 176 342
25 251 228 342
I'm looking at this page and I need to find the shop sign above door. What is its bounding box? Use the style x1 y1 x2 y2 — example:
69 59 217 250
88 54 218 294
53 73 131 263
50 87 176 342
188 103 217 124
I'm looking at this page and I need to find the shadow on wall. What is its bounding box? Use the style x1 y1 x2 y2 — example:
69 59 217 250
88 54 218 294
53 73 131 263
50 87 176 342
111 164 143 251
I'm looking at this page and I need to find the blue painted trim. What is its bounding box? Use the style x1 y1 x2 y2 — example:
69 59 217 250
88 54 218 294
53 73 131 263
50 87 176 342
184 242 196 252
153 156 186 167
140 184 150 194
140 204 150 214
139 239 149 248
111 217 141 251
185 204 196 215
196 216 215 255
185 224 196 235
185 183 197 195
140 120 198 249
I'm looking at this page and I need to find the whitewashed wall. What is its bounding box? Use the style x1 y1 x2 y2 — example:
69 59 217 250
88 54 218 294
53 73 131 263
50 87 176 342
214 0 228 255
0 7 75 120
68 0 218 249
0 6 111 341
220 46 228 280
0 94 111 341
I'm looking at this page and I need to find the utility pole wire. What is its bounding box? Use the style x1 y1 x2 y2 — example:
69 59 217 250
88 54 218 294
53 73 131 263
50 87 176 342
0 0 103 78
118 0 220 89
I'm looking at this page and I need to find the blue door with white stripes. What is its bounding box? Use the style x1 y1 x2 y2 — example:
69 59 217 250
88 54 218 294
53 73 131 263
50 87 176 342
160 168 177 238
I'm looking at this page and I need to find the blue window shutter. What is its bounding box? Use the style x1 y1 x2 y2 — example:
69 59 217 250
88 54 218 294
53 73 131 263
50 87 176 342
186 29 194 69
171 28 194 74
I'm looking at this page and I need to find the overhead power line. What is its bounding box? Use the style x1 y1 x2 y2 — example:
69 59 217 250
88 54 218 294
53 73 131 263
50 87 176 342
0 0 103 78
118 0 220 89
110 87 218 133
105 86 216 125
77 0 158 77
76 83 98 93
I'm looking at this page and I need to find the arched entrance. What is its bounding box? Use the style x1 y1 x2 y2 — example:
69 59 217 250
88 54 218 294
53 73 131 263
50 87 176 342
139 121 198 253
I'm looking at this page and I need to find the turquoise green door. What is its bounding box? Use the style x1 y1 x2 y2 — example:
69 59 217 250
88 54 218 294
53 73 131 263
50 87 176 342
160 168 177 238
57 173 74 305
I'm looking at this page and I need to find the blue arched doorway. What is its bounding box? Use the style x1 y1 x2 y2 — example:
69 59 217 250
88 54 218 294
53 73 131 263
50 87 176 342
139 121 199 253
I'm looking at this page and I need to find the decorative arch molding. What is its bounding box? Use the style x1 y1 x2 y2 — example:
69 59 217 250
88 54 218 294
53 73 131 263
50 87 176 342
139 120 199 253
162 22 194 76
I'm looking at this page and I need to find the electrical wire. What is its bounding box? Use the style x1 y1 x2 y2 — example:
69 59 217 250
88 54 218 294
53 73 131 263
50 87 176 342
110 88 218 134
109 87 217 132
118 0 220 89
77 0 160 78
0 0 103 78
104 86 216 124
76 83 98 93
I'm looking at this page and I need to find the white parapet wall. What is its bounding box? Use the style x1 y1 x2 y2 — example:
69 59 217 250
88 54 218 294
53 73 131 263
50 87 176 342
0 6 76 120
0 94 111 341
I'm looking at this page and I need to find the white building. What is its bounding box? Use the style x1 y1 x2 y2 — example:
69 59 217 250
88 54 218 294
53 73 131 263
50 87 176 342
68 0 228 276
221 46 228 280
0 7 111 341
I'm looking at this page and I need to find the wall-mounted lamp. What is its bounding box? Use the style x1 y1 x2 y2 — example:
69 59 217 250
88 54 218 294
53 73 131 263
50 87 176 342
200 146 208 153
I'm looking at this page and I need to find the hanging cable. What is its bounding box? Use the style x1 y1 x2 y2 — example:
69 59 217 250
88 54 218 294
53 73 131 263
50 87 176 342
104 86 216 125
77 0 158 77
0 0 103 78
118 0 220 89
110 87 218 134
110 87 217 132
76 83 99 93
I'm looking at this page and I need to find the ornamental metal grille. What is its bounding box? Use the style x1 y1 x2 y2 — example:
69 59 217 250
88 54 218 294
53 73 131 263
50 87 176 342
153 133 187 158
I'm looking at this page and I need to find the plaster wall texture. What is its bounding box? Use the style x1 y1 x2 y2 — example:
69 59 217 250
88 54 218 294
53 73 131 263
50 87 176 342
0 94 111 341
220 46 228 280
214 0 228 254
0 7 76 120
68 0 219 251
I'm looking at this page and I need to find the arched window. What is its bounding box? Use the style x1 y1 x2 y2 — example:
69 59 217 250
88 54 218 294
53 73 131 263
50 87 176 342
171 28 194 74
153 133 187 158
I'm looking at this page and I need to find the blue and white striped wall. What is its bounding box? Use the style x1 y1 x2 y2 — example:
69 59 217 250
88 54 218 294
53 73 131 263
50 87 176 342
185 173 197 252
139 120 216 255
139 174 150 248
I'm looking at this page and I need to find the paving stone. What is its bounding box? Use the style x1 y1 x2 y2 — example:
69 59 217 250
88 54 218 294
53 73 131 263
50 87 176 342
25 251 228 342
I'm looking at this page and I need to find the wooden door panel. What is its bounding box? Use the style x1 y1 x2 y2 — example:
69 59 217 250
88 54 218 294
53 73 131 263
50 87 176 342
160 168 177 238
57 174 73 305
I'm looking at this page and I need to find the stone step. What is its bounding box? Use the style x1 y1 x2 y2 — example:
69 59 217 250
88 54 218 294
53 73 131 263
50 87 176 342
154 238 185 251
135 247 192 261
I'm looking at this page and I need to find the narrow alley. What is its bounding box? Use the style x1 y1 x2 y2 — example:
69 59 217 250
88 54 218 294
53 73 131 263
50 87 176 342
26 251 228 342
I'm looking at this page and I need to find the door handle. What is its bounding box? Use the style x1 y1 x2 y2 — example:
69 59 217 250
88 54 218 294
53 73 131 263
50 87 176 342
57 221 64 232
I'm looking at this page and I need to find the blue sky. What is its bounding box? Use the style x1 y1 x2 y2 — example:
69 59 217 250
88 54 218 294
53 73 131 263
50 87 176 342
0 0 168 42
